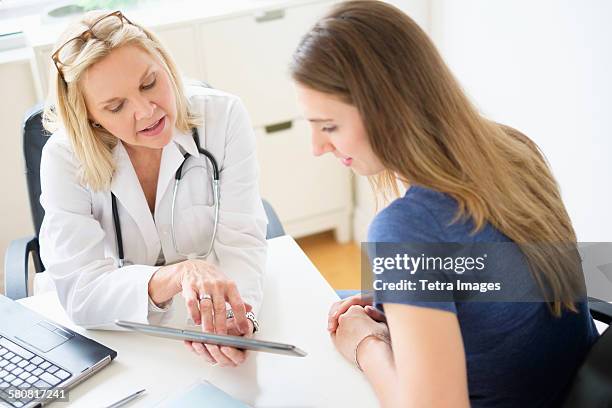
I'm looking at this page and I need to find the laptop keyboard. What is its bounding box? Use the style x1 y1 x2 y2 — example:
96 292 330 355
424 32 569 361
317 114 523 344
0 336 71 408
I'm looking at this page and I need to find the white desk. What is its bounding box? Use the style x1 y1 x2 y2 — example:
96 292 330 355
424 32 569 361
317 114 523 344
18 236 378 407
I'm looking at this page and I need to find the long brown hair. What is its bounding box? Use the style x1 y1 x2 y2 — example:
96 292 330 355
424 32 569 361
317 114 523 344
290 0 583 315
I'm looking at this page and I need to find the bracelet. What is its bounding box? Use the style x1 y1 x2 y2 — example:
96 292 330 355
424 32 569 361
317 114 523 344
354 332 391 371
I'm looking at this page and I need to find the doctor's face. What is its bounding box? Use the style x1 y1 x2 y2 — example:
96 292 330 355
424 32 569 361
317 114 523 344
295 84 385 176
81 44 177 150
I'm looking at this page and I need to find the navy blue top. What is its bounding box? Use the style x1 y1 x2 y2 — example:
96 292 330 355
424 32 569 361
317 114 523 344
368 185 598 407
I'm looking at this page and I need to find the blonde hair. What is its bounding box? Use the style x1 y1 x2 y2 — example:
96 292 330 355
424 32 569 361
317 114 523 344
291 1 583 316
44 10 200 191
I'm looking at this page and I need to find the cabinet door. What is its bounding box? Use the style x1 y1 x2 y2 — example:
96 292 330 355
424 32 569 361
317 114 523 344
153 25 203 81
199 1 334 128
255 118 351 225
32 45 53 99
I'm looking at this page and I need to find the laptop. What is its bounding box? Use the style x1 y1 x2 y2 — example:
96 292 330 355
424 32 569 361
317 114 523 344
0 295 117 407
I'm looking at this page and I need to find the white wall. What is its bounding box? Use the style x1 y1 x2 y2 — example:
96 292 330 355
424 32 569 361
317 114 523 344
353 0 612 243
429 0 612 241
0 57 38 291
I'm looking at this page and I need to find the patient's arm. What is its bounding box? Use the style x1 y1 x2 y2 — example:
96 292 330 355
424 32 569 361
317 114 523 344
363 303 469 408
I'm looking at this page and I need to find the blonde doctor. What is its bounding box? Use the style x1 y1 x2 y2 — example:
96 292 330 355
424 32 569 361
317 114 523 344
37 10 267 367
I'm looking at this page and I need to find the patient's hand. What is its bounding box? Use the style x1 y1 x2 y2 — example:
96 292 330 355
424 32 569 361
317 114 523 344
328 292 376 333
331 305 390 368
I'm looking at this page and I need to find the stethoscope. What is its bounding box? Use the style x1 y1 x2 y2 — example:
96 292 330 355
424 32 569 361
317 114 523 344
111 128 220 267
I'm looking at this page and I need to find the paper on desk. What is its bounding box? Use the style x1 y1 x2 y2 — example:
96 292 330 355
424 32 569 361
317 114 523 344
155 379 251 408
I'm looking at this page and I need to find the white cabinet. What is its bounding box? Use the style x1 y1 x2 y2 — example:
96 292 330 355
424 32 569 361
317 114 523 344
255 119 351 241
152 24 202 81
198 1 331 128
199 1 351 240
31 44 53 100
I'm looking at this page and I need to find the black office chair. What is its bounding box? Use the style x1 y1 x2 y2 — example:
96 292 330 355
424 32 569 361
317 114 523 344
4 104 285 301
562 299 612 406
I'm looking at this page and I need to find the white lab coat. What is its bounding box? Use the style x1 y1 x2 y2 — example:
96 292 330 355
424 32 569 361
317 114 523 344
36 86 267 329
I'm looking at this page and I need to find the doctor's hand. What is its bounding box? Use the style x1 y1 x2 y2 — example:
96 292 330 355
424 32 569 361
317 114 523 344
184 309 255 367
148 259 253 366
174 259 251 335
175 259 253 367
149 258 251 334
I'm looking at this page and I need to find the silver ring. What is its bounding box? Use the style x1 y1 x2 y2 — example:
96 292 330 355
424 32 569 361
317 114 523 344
226 309 234 320
198 294 212 302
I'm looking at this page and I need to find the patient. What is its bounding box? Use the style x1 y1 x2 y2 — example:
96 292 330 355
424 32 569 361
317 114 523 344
290 1 598 406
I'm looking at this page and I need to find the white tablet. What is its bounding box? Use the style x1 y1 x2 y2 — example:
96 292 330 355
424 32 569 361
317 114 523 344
115 320 307 357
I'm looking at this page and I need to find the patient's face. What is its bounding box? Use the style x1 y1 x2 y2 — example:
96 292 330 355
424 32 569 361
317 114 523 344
81 44 177 151
295 84 384 176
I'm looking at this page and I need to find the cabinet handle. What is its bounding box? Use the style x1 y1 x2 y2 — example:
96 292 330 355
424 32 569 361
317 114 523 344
265 120 293 134
254 8 285 23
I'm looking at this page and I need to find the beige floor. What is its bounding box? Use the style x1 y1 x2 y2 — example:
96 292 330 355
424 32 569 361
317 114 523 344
296 230 362 290
0 231 360 297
